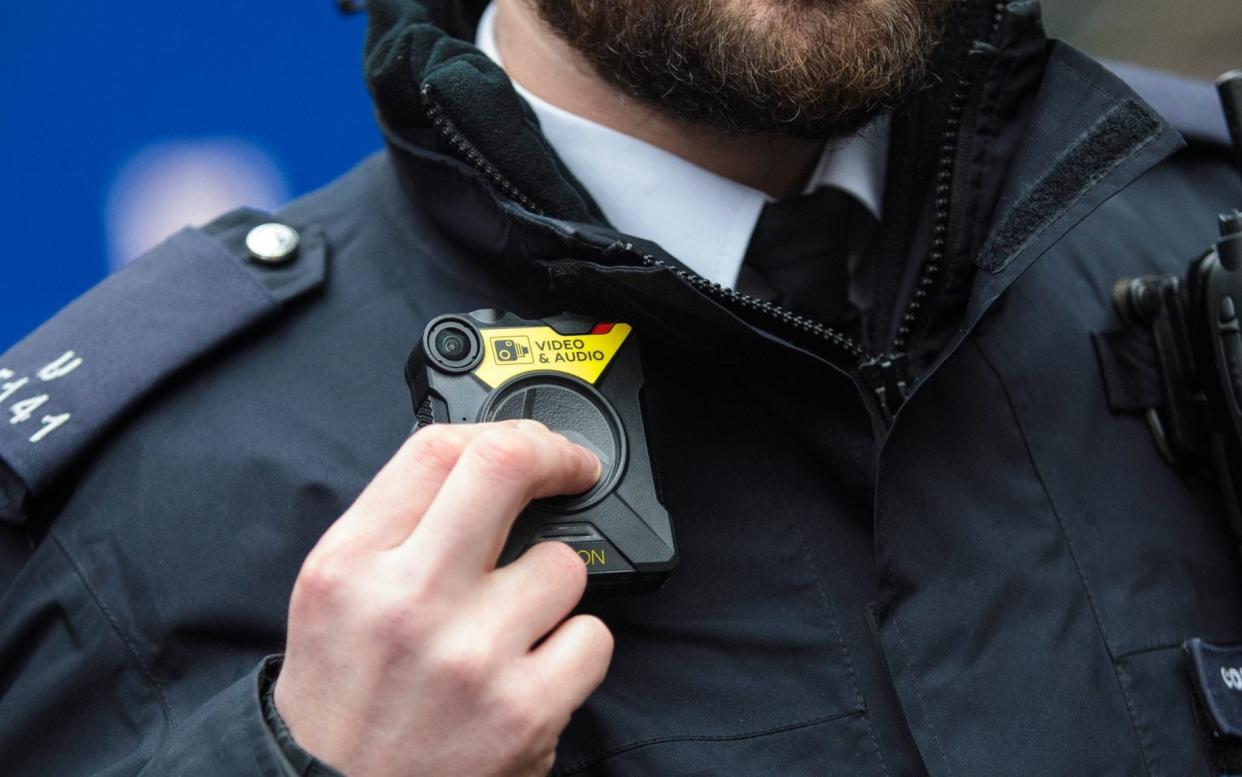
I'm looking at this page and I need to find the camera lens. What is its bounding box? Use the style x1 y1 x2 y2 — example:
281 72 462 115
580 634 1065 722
434 328 471 362
424 317 483 373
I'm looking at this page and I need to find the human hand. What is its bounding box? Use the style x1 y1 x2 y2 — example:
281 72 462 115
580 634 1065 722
274 420 612 777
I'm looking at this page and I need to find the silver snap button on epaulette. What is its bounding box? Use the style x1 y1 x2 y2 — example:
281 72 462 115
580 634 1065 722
245 223 301 265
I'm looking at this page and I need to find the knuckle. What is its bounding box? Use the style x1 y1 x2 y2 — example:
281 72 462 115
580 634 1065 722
508 419 547 434
401 566 440 608
366 594 426 647
432 642 494 691
405 424 465 474
293 550 350 610
471 429 541 479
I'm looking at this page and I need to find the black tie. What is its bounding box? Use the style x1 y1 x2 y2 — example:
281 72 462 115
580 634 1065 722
738 187 862 326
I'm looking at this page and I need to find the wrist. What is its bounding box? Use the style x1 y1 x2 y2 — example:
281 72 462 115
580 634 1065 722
261 657 346 777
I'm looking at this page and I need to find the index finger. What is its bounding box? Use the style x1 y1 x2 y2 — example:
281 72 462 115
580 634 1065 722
321 421 533 552
397 422 602 580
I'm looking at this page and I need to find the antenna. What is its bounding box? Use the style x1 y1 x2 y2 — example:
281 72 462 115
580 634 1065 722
1219 70 1242 176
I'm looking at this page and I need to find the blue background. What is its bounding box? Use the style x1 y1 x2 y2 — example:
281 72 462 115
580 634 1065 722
0 3 381 350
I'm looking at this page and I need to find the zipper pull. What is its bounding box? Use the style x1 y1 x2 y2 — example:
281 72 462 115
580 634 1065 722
860 354 910 425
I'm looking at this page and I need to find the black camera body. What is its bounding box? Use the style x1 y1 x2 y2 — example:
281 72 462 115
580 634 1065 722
1113 213 1242 473
1109 71 1242 544
406 310 676 593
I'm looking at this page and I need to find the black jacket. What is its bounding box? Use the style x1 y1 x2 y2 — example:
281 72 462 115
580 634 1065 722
2 1 1241 775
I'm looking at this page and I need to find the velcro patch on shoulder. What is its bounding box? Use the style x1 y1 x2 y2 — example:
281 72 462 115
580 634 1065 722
0 209 326 523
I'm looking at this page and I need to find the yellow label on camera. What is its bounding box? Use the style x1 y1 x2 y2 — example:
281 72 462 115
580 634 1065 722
473 323 632 388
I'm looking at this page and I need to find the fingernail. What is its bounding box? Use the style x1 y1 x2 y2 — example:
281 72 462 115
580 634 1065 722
578 445 602 482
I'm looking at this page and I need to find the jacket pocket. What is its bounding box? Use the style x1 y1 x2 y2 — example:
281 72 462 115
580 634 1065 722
551 711 879 777
1116 644 1228 777
549 377 882 777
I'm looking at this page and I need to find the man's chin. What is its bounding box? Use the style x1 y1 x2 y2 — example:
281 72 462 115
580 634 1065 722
532 0 952 140
668 106 883 145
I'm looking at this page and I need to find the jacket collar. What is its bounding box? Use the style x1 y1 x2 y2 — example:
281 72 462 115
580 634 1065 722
364 0 604 224
361 0 1014 234
358 0 1028 271
360 0 1185 404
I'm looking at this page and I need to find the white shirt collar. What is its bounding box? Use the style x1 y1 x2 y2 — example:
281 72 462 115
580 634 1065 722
476 2 887 289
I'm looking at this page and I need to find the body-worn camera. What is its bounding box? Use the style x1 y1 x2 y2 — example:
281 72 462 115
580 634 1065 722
1106 71 1242 544
406 310 676 592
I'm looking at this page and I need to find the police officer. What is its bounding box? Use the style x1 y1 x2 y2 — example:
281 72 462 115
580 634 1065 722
2 0 1242 775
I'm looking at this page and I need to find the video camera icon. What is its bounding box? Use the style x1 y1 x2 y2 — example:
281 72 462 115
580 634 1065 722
492 337 533 364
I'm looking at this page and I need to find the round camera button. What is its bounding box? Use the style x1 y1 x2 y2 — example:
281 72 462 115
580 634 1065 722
480 375 626 512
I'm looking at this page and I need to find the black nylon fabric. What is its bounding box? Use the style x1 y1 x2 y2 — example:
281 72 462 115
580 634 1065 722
1 1 1241 775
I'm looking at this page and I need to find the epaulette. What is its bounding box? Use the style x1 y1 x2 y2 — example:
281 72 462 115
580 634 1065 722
0 208 328 523
1107 60 1233 149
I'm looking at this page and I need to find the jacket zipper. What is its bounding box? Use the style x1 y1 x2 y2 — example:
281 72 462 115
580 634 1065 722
420 6 1002 424
422 85 545 215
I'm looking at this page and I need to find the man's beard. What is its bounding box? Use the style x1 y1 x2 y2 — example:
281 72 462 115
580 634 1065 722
528 0 954 140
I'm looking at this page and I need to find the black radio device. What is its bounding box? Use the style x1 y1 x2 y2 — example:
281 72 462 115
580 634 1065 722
1109 71 1242 542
